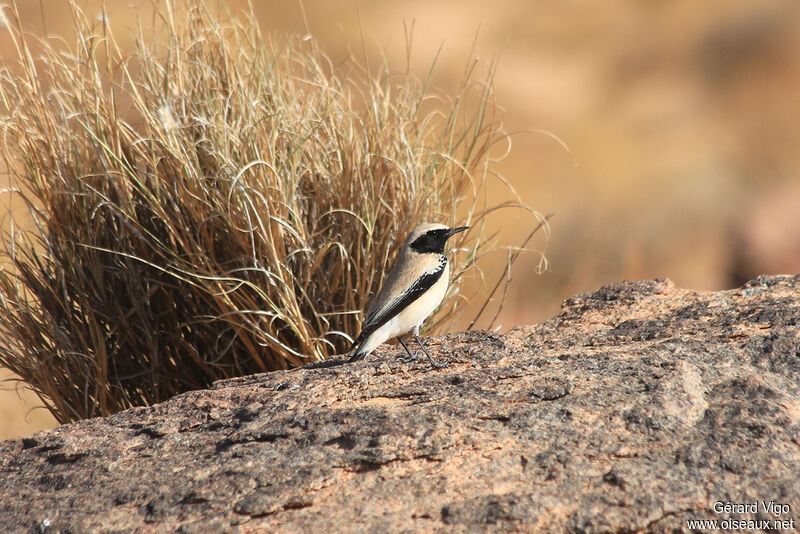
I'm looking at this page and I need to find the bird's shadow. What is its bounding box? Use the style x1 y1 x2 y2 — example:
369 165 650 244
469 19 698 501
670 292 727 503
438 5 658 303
296 358 351 370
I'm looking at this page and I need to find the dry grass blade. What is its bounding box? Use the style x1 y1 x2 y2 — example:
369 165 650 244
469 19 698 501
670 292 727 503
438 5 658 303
466 212 553 331
0 0 544 423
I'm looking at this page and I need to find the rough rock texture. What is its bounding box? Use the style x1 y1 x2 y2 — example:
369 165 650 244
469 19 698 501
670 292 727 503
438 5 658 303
1 275 799 533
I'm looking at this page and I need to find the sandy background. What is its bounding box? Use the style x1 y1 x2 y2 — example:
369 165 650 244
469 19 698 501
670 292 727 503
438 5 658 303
2 0 799 439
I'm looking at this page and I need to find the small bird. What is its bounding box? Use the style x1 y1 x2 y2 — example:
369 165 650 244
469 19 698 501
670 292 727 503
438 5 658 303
348 223 469 367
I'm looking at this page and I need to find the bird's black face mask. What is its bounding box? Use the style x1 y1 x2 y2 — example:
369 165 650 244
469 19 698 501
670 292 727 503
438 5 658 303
410 226 467 254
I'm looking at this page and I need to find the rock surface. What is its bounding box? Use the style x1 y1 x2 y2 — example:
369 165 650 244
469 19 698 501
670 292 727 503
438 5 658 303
1 275 799 533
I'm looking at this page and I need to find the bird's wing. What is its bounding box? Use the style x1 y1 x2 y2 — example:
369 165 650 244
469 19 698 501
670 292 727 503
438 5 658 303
349 251 446 353
359 266 445 340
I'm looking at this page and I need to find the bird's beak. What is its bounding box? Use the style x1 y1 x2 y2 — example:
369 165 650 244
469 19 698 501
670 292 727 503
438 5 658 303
446 226 469 238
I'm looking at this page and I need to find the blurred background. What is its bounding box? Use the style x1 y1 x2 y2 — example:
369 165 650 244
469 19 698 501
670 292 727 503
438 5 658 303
2 0 799 438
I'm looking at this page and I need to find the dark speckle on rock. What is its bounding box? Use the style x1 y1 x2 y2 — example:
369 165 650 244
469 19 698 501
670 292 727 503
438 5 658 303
602 468 626 489
323 434 357 450
528 377 570 401
234 493 282 517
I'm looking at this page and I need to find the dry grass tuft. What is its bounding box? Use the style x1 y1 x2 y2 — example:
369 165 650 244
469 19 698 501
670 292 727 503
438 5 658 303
0 1 543 423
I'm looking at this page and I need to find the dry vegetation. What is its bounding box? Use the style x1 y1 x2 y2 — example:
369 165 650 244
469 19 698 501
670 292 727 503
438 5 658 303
0 1 542 423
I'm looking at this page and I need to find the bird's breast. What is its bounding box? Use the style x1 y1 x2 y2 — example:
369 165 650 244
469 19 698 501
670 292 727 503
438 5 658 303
390 259 450 334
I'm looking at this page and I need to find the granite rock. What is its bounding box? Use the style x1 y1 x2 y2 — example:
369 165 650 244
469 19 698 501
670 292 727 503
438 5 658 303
1 275 798 533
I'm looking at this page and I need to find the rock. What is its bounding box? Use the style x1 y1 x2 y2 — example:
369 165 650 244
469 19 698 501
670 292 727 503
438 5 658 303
1 275 799 533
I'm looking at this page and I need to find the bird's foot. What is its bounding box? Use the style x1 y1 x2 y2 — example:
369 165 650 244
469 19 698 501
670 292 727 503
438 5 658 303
396 353 426 364
429 358 449 369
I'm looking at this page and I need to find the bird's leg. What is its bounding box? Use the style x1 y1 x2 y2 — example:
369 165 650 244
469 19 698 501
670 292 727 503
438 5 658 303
413 334 448 368
396 336 424 363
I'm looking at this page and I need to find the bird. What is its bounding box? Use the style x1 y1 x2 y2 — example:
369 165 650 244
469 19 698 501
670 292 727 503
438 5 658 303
348 223 469 367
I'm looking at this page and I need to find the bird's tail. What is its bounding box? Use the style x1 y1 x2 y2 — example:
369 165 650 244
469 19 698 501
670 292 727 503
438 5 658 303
347 331 368 362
